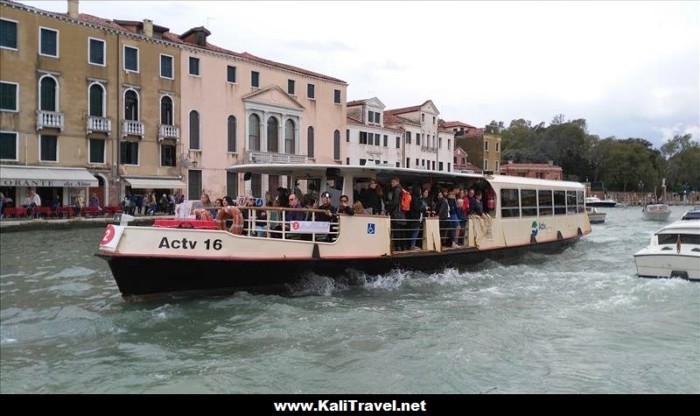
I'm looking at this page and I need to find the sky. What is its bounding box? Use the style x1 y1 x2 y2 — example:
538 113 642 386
22 0 700 149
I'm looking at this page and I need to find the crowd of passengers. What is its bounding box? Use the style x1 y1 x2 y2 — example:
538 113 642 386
187 177 495 250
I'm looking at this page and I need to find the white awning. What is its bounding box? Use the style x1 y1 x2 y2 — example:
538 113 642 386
125 177 186 189
0 165 98 187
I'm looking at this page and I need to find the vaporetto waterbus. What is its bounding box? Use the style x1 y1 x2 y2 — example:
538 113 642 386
97 164 592 300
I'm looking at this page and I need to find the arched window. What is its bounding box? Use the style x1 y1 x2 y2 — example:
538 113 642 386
333 130 340 160
285 119 295 154
267 116 279 152
248 114 260 151
124 89 138 121
39 76 57 111
189 110 200 149
88 83 105 117
307 126 314 158
160 96 174 125
227 115 237 152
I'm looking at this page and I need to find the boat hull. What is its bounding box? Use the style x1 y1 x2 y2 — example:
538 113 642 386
97 237 581 300
585 201 617 208
587 213 606 224
633 252 700 281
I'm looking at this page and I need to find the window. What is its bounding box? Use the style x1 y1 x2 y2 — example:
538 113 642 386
346 129 349 142
406 158 410 168
251 71 260 88
500 188 520 218
227 115 237 152
439 161 443 171
334 89 341 104
496 142 500 152
405 131 411 144
483 160 489 171
395 136 400 149
248 114 260 151
189 56 199 76
39 76 57 111
439 137 442 149
521 189 537 217
554 191 567 215
538 190 553 216
267 117 279 152
421 114 425 122
383 134 388 147
496 161 500 171
188 170 202 200
160 96 174 125
120 141 139 165
433 116 436 125
285 119 295 154
0 131 18 160
307 126 314 157
288 79 295 95
88 83 105 117
160 54 174 79
40 134 58 161
307 83 315 99
227 65 236 83
124 89 138 120
226 171 238 199
161 144 176 167
88 38 105 65
88 138 105 164
416 133 421 146
0 81 18 111
484 141 489 151
359 131 367 145
124 46 139 72
0 19 18 50
39 27 58 57
189 111 200 150
333 130 340 160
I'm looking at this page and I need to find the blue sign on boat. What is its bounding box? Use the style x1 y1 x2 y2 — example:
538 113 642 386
367 223 375 234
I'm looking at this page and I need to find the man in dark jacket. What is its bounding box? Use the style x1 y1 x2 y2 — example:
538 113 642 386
386 177 407 251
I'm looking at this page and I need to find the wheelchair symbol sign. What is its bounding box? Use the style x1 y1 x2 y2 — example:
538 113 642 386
367 223 375 234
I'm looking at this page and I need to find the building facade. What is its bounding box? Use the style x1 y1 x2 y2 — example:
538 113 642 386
500 160 562 180
345 97 403 167
450 122 502 174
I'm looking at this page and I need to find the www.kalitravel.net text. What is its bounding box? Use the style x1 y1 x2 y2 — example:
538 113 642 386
273 399 428 412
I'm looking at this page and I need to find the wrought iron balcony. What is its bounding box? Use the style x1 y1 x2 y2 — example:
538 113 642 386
159 124 180 141
36 110 64 131
87 116 111 134
246 151 307 164
122 120 144 138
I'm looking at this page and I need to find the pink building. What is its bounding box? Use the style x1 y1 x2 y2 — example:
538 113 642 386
500 160 562 180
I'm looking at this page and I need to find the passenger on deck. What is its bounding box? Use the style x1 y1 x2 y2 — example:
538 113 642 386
192 193 213 221
338 195 354 216
352 201 369 215
359 179 382 215
386 177 407 251
216 196 243 234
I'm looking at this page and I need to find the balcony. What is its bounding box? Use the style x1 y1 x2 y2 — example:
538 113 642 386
36 110 64 131
87 116 112 134
122 120 144 138
246 151 307 164
421 145 438 153
159 124 180 141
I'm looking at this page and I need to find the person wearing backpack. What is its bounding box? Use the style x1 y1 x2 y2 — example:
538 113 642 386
407 184 426 250
386 177 407 251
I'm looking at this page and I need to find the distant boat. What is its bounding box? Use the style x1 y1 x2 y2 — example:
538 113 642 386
586 206 606 224
681 208 700 221
642 203 671 222
585 196 618 208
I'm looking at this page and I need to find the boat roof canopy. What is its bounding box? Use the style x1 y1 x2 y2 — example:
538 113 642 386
227 163 585 189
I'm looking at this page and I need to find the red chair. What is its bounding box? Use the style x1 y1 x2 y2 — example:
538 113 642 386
3 207 16 218
35 207 52 218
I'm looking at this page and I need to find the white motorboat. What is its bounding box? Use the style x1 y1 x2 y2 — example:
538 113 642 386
586 206 606 224
642 203 672 222
681 208 700 221
585 196 618 208
633 219 700 281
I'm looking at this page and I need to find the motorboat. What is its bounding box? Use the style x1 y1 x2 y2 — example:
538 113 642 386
642 203 672 222
586 206 606 224
585 196 618 208
681 208 700 221
97 164 593 300
633 219 700 281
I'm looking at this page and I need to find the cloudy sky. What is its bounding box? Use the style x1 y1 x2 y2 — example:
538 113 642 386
24 1 700 148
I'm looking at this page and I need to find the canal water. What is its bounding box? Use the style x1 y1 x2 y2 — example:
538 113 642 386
1 207 698 393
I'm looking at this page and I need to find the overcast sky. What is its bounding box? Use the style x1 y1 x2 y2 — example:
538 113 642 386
23 0 700 149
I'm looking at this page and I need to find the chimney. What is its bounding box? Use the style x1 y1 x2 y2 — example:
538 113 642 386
143 19 153 37
548 160 554 166
67 0 79 19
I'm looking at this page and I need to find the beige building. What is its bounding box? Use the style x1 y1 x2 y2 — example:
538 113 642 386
500 160 562 180
178 29 348 201
0 0 183 208
383 100 454 172
448 121 502 173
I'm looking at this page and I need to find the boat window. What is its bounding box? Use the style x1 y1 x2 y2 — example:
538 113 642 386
521 189 537 217
658 234 700 245
554 190 566 215
538 190 553 216
500 188 520 218
566 191 577 214
577 191 585 213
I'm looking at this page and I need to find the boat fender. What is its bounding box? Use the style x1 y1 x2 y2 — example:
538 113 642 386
557 231 563 240
312 243 320 260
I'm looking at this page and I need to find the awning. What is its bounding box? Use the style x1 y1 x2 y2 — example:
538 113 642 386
124 177 186 189
0 165 98 187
